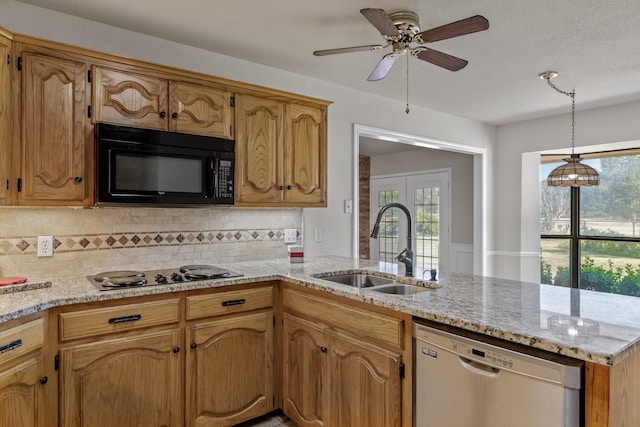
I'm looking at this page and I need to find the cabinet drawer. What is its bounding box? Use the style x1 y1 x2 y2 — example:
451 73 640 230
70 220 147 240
0 318 44 366
186 286 273 320
59 298 181 341
282 288 404 349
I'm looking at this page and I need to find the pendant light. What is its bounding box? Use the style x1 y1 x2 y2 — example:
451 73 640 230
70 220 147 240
539 71 599 187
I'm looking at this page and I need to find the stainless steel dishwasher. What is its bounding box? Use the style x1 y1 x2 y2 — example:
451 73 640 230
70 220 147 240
413 321 583 427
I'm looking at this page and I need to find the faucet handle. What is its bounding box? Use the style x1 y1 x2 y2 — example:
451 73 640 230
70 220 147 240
395 248 408 260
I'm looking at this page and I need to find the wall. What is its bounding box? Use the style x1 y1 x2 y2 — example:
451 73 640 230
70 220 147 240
495 100 640 280
0 2 495 277
369 147 474 245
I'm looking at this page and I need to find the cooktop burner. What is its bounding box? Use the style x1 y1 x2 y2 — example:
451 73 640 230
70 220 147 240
91 265 243 291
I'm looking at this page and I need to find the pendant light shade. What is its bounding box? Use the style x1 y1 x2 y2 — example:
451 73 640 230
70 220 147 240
539 71 599 187
547 154 600 187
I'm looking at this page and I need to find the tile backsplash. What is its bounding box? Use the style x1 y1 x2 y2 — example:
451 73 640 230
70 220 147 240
0 207 302 279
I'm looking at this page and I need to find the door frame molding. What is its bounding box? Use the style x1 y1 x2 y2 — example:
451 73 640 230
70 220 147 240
353 124 487 275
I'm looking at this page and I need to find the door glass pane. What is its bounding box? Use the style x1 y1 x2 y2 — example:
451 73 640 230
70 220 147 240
540 162 571 235
540 239 570 286
414 186 439 272
580 240 640 296
377 190 399 264
580 155 640 237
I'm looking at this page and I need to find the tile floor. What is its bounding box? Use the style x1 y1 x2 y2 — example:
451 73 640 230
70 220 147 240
235 411 298 427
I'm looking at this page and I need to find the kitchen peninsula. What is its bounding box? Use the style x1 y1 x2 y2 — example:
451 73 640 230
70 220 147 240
0 255 638 427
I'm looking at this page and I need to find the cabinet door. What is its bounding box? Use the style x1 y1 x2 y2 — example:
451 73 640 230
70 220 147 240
282 313 329 427
0 356 47 427
330 331 402 427
186 310 274 427
92 66 168 130
0 32 10 205
284 103 327 205
59 329 182 427
235 93 284 203
19 52 88 204
170 81 233 139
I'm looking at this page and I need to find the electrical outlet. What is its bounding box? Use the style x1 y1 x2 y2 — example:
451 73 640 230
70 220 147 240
37 236 54 257
284 229 297 244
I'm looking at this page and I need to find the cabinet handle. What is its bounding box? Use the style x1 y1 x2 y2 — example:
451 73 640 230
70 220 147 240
320 346 327 353
108 314 141 324
190 343 197 350
221 299 246 307
171 112 179 119
40 376 48 385
159 111 167 118
173 347 180 353
287 185 292 190
74 176 83 183
0 339 22 354
278 185 284 191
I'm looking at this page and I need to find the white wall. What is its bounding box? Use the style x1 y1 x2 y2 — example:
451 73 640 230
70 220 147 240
1 1 496 263
495 100 640 280
369 147 474 245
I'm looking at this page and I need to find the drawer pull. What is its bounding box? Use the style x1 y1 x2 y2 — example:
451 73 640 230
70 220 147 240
108 314 142 324
0 339 22 354
40 376 48 385
221 299 246 307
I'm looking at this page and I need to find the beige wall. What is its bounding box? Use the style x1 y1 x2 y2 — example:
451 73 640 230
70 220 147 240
0 207 301 280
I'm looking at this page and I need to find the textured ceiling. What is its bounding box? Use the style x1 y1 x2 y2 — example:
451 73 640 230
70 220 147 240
16 0 640 125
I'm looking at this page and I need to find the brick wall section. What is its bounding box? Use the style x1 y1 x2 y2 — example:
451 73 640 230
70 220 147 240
359 155 370 259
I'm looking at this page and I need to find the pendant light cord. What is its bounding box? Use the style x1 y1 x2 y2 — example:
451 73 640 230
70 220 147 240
545 77 576 155
405 53 410 114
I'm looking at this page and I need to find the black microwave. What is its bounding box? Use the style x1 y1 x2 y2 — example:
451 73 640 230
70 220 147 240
96 123 235 206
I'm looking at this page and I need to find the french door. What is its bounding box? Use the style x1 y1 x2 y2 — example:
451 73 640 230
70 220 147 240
370 171 450 276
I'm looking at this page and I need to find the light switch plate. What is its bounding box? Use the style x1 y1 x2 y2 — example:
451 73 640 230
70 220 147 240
284 229 297 244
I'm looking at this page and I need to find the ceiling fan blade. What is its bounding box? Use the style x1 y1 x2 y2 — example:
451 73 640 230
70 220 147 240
414 48 468 71
313 44 384 56
360 8 399 37
416 15 489 44
367 54 399 81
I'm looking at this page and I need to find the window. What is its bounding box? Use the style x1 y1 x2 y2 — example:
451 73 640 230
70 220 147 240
540 150 640 297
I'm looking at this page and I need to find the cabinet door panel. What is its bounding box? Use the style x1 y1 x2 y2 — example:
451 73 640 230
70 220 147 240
93 66 168 130
282 313 328 427
0 33 10 205
60 329 182 427
285 104 326 205
171 81 233 139
0 356 45 427
186 311 274 427
235 94 284 203
20 52 87 203
330 331 402 427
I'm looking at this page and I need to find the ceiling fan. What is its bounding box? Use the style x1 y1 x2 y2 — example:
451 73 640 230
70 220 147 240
313 8 489 81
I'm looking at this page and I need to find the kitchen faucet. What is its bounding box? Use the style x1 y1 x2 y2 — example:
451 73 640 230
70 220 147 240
370 202 414 277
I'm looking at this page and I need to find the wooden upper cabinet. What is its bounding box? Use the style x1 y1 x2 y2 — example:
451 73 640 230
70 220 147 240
92 66 167 131
17 50 90 205
93 66 233 139
170 81 233 138
285 103 327 205
235 93 285 204
235 93 328 207
0 30 11 206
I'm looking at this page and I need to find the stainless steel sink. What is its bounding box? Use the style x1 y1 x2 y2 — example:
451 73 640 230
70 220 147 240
315 273 394 288
368 284 431 295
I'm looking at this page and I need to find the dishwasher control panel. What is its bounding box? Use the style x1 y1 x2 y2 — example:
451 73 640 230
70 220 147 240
451 340 515 368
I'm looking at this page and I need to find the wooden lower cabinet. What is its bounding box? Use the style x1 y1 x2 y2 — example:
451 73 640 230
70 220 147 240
59 329 183 427
186 310 274 427
283 312 403 427
0 355 47 427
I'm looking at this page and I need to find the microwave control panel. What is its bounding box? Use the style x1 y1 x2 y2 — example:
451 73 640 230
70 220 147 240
217 159 234 199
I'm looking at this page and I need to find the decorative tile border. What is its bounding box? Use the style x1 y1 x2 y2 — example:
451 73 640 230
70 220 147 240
0 228 298 255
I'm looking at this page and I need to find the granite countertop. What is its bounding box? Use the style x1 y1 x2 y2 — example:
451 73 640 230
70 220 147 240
2 255 639 366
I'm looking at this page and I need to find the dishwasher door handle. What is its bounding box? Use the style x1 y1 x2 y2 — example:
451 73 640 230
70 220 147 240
459 356 500 377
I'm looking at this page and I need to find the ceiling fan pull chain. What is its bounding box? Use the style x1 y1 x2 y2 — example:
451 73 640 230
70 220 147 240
406 53 410 114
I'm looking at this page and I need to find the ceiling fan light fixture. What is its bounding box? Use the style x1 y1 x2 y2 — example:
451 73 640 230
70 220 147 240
539 71 600 187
